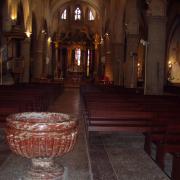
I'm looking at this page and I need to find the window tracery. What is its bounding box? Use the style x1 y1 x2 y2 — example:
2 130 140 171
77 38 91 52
89 10 94 21
61 9 67 20
75 48 81 66
75 7 81 20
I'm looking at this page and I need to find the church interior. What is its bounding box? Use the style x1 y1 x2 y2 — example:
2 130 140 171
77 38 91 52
0 0 180 179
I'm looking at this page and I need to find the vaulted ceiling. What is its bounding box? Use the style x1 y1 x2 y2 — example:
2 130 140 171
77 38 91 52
50 0 104 17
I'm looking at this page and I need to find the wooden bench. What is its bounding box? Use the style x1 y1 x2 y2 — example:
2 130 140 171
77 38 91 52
0 83 63 126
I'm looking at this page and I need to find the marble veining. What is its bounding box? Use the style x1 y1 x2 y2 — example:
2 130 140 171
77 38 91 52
6 112 79 180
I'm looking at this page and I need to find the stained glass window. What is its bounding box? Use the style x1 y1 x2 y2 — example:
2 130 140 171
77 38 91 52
61 9 67 20
87 49 90 76
89 10 95 21
75 7 81 20
75 48 81 66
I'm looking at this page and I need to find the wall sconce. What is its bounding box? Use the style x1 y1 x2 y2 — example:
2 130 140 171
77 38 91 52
100 36 104 45
168 60 172 68
11 15 16 20
167 60 173 81
124 23 128 32
54 41 59 49
47 37 52 46
25 31 32 38
137 62 141 79
140 39 149 46
11 16 16 26
41 29 47 34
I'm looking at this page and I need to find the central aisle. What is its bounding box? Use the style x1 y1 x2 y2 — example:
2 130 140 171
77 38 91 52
48 88 91 180
0 88 91 180
0 88 171 180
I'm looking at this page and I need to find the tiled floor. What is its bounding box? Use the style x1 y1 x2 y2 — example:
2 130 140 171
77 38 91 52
0 88 171 180
0 88 91 180
89 133 170 180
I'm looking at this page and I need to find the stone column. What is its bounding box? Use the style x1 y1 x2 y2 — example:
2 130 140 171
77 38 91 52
144 16 166 95
54 42 59 78
33 34 44 79
42 37 48 78
111 43 124 86
46 40 52 77
124 34 139 88
59 46 63 78
51 42 56 79
82 48 86 79
85 48 88 78
67 47 72 68
94 45 100 79
90 49 94 79
104 34 113 81
22 38 30 82
99 41 105 78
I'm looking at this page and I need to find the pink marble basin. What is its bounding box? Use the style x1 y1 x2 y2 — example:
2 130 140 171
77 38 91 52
6 112 78 179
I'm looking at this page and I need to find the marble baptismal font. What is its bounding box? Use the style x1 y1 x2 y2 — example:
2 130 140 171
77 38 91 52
6 112 78 180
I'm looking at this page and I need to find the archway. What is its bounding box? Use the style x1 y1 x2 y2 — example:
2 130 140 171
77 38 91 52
167 17 180 84
51 1 101 85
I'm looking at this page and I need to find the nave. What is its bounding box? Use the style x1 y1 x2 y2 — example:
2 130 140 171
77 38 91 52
0 87 172 180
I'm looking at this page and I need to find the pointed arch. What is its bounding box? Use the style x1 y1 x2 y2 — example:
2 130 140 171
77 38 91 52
61 9 67 20
74 7 81 20
21 0 31 30
88 9 95 21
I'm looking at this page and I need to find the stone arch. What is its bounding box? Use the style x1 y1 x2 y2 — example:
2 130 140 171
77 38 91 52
136 0 148 85
51 0 101 19
86 6 96 21
42 19 49 77
73 4 83 21
165 0 180 83
50 0 102 82
20 0 31 32
50 0 102 35
51 1 101 37
166 16 180 83
16 1 25 29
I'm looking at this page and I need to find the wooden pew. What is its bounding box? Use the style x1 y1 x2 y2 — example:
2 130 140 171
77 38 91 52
81 85 180 179
0 83 63 127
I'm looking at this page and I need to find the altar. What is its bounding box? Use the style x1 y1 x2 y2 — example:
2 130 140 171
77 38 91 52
67 64 83 84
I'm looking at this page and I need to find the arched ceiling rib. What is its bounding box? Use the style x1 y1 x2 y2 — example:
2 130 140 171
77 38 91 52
50 0 102 19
